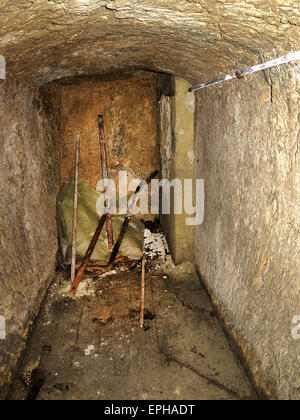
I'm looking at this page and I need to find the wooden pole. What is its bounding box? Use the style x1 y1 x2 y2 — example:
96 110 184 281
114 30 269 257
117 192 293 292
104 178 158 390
140 254 146 328
71 133 80 285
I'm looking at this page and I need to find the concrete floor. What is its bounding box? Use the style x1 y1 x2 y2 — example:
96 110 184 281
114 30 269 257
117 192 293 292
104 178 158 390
9 261 257 400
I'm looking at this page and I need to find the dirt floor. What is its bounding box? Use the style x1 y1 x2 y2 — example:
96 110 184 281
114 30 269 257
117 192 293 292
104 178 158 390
8 258 257 400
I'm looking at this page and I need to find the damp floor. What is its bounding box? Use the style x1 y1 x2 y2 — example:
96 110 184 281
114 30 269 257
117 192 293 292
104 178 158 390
8 261 257 400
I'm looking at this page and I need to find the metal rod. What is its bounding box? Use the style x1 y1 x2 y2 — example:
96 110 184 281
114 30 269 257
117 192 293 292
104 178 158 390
140 254 146 328
71 133 80 285
107 170 159 267
98 115 114 251
107 216 131 267
189 51 300 92
70 214 107 297
77 256 134 272
70 170 158 296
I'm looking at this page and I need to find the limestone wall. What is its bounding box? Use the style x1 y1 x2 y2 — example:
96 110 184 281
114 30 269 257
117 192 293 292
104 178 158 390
159 76 195 264
59 73 159 220
195 65 300 399
0 81 61 397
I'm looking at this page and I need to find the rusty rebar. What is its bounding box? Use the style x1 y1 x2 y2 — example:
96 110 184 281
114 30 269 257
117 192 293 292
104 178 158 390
107 170 158 267
98 115 114 250
70 214 107 296
70 133 80 285
140 254 146 328
189 51 300 92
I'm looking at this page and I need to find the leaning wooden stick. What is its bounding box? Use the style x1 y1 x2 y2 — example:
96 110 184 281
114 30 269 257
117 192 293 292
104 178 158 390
70 214 107 296
98 115 114 251
140 254 146 328
70 133 80 285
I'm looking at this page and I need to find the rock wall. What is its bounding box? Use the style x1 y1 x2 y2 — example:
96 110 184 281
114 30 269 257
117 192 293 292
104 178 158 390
59 72 159 220
0 81 61 397
1 1 299 88
0 0 299 402
195 64 300 399
159 76 195 264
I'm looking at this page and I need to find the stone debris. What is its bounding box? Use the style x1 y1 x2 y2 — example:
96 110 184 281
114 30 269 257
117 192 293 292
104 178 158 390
84 345 95 357
73 362 81 369
60 277 95 298
144 228 170 260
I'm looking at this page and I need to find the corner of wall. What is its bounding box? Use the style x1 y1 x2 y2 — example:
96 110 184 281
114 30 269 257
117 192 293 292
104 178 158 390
157 74 195 265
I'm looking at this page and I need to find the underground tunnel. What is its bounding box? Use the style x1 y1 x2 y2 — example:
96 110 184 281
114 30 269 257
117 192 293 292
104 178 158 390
0 0 299 401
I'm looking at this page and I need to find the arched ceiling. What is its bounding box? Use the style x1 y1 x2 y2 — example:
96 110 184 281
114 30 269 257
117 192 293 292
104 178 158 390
0 0 299 85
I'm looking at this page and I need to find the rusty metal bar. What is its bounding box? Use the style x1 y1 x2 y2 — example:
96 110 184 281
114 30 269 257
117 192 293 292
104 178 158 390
70 170 158 296
70 214 107 297
107 216 131 267
107 170 158 267
189 51 300 92
70 133 80 285
98 115 114 250
75 256 134 272
140 254 146 328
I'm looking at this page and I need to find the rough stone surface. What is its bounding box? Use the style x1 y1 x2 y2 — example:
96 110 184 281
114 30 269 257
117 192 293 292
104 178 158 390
159 77 195 264
59 72 159 220
0 0 299 400
0 1 299 86
0 81 61 398
195 64 300 400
